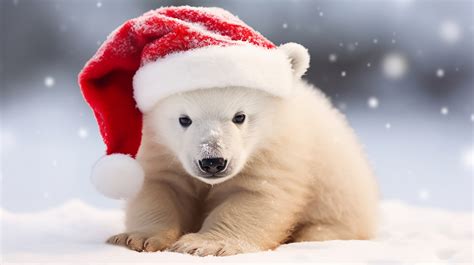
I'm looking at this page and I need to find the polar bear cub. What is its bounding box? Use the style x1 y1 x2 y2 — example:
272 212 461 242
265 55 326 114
107 81 378 256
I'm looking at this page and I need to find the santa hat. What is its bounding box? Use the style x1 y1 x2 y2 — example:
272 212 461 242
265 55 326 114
78 6 310 200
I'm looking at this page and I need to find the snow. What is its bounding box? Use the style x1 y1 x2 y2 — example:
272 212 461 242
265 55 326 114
440 20 461 44
43 76 55 87
340 71 346 77
96 2 102 8
441 106 449 115
1 200 472 264
437 68 445 78
436 68 445 78
328 53 337 62
382 53 408 80
367 96 379 109
282 23 288 29
77 127 89 139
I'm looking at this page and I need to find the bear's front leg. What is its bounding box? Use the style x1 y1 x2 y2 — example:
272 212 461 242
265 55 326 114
169 189 298 256
108 178 197 252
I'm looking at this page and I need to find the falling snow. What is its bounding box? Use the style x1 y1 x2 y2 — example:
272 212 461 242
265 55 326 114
373 38 378 44
44 76 55 87
367 97 379 109
341 71 346 77
77 128 89 139
382 53 408 80
439 20 461 44
319 11 324 17
96 2 102 8
440 107 449 115
385 123 391 129
436 68 445 78
282 23 288 29
328 53 337 63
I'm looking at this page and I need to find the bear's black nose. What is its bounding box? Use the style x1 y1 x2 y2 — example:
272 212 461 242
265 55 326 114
199 158 227 174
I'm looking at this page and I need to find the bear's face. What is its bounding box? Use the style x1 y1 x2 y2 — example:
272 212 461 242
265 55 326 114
147 87 279 184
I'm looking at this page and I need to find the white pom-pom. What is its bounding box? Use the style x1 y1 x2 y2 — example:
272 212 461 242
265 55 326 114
279 42 310 78
91 154 144 200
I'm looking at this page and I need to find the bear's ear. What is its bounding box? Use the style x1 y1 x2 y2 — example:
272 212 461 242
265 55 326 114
279 43 310 78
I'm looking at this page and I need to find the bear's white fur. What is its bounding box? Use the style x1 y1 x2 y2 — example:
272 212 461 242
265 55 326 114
107 79 379 256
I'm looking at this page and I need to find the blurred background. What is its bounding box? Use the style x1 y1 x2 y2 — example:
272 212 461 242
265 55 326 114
1 0 472 212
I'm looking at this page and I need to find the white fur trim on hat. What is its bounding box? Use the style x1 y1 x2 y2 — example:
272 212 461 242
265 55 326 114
91 154 144 200
133 43 309 113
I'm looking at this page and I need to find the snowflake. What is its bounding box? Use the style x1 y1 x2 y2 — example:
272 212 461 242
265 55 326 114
367 62 371 67
78 127 89 139
373 38 378 44
96 2 102 8
282 23 288 29
436 68 445 78
367 97 379 109
440 107 449 115
418 189 430 201
44 76 55 87
439 20 461 44
319 11 324 17
382 53 408 80
385 123 391 129
52 160 58 167
341 71 346 77
328 53 337 63
471 114 474 122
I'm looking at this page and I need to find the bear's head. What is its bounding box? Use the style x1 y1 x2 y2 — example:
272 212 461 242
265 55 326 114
145 87 281 184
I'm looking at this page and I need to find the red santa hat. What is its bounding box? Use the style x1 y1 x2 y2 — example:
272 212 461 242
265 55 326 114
78 6 310 200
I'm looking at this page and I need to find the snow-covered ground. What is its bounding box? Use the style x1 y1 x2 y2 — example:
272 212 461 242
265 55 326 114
1 200 472 264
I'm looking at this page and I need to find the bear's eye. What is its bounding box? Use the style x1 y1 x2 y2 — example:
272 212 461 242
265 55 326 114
179 115 192 127
232 112 246 124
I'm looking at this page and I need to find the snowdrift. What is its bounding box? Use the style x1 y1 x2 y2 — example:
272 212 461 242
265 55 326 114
1 200 472 264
